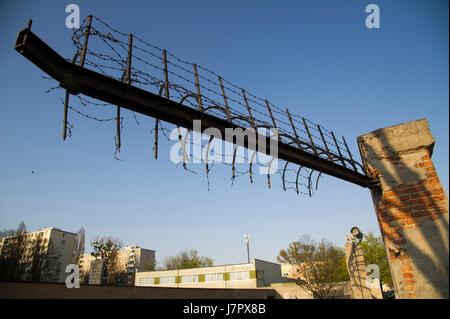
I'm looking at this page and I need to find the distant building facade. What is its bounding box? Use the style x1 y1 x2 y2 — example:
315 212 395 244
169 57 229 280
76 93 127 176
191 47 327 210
135 259 285 288
280 263 306 282
79 245 155 286
0 227 76 283
88 259 106 285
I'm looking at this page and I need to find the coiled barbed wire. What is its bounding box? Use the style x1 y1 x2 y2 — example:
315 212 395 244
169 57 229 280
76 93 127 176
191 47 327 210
45 15 364 195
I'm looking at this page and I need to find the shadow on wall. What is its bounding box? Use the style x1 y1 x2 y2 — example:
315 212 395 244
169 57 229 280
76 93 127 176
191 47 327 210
358 119 449 299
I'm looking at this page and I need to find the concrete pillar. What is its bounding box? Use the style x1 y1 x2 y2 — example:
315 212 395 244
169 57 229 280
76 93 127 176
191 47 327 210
357 119 449 299
345 241 372 299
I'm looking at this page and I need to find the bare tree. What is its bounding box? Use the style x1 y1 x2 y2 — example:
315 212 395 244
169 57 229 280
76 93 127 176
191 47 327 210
28 234 60 282
72 228 85 265
163 250 213 270
277 235 348 299
90 236 123 284
0 221 28 281
0 229 16 237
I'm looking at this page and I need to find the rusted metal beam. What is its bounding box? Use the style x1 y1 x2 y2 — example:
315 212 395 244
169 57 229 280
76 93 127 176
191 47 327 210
286 108 302 150
265 99 277 129
331 131 347 168
342 135 358 172
78 15 92 68
14 28 373 189
241 89 256 130
302 117 318 156
193 64 203 112
218 76 231 121
63 52 80 140
317 125 333 162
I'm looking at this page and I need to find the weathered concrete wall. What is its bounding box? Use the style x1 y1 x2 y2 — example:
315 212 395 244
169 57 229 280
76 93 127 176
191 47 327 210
357 119 449 299
345 242 372 299
0 281 278 299
270 282 352 299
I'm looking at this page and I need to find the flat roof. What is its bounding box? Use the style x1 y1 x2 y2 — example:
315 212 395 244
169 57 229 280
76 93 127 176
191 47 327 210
137 258 280 273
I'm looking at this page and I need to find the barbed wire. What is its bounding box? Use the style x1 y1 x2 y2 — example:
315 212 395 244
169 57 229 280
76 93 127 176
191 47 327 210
51 14 365 196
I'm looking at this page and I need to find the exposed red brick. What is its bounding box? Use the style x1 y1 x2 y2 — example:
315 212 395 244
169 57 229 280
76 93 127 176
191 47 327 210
412 205 426 211
430 195 444 201
411 211 432 218
403 219 417 225
403 186 426 194
410 191 432 199
418 161 432 167
425 202 446 209
403 273 414 278
383 197 399 204
428 178 440 184
382 191 396 198
406 284 415 292
390 232 404 240
387 214 411 221
401 265 413 272
379 211 389 217
427 183 443 191
431 189 443 195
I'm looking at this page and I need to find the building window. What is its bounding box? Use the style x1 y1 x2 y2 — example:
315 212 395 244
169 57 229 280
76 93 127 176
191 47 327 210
61 240 65 245
139 277 155 285
160 276 176 284
205 273 223 282
181 275 199 283
230 271 250 281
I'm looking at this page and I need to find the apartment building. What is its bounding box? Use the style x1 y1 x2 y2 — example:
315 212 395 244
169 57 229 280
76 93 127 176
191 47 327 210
0 227 76 282
135 258 285 288
79 245 155 285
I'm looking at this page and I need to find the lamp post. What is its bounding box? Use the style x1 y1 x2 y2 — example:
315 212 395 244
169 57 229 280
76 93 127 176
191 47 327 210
244 233 250 263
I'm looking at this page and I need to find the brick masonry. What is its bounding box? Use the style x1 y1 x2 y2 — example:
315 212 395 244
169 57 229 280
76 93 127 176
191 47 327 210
357 119 449 299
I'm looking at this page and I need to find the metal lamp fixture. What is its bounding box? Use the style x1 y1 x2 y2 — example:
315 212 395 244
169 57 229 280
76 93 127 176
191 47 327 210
244 233 250 263
350 226 363 242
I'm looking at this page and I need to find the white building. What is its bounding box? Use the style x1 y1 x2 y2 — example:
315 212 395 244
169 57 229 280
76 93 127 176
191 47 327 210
0 227 76 282
135 258 285 288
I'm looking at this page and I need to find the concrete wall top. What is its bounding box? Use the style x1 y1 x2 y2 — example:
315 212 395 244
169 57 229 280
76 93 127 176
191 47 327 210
357 119 435 159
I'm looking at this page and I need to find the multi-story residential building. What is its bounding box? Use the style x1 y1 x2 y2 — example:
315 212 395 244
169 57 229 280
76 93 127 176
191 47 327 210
0 227 76 283
135 258 285 288
79 245 155 285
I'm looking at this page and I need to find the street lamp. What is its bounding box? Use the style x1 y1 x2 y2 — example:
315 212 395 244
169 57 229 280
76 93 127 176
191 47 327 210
350 226 364 242
244 233 250 263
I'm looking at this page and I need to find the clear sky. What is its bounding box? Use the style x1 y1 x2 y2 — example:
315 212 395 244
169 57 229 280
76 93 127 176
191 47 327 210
0 0 448 267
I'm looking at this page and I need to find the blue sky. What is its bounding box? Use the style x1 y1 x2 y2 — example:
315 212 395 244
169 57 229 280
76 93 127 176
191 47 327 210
0 0 448 266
